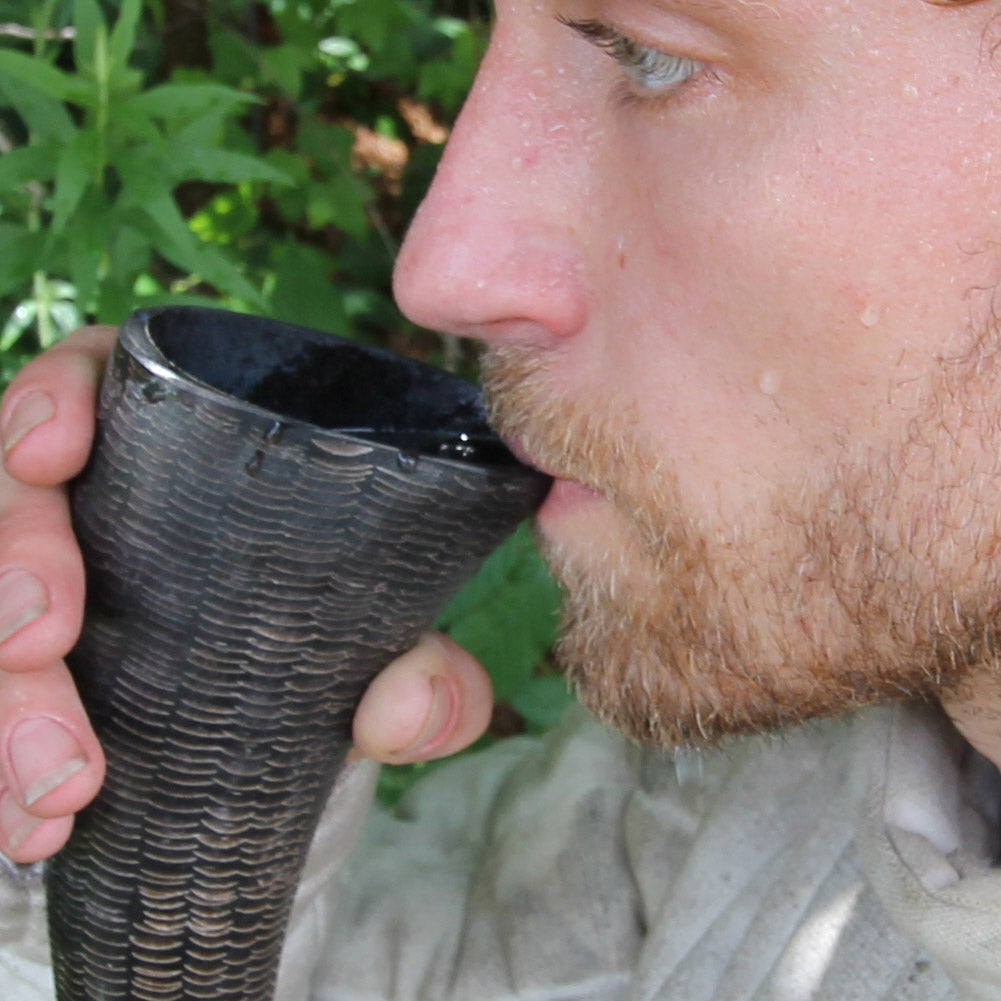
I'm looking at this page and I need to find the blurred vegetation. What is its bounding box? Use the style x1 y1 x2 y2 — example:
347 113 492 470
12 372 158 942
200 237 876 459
0 0 569 799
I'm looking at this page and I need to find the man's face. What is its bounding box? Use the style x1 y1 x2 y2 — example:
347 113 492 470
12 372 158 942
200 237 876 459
394 0 1001 746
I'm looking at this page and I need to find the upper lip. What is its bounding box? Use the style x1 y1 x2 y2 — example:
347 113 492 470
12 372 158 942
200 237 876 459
501 435 580 488
501 435 550 475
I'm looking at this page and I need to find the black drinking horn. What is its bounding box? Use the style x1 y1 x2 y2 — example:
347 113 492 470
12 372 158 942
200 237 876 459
44 306 551 1001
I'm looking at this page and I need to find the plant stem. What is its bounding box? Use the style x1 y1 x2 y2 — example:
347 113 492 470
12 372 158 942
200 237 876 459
32 271 56 349
94 27 110 182
24 174 56 347
30 0 59 59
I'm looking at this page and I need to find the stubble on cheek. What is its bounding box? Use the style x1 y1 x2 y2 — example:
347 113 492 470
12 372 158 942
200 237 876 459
482 336 1001 750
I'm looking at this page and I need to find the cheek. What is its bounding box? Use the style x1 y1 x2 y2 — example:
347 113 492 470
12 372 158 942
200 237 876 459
599 105 1001 462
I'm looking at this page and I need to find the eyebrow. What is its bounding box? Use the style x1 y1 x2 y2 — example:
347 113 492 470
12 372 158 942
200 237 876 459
653 0 783 19
657 0 775 9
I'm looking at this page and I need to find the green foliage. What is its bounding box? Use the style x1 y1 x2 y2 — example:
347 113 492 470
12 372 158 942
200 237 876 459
436 523 566 731
0 0 287 344
0 0 492 355
0 0 567 797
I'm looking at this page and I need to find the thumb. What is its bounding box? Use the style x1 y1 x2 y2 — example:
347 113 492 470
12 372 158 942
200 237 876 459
351 633 493 765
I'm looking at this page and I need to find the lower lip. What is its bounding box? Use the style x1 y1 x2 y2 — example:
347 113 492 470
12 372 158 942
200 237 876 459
536 477 604 530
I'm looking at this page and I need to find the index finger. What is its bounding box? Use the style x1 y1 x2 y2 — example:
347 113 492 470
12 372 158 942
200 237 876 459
1 325 117 487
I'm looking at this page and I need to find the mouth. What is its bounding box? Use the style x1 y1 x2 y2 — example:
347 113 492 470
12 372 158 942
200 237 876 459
500 435 579 487
502 435 551 475
498 435 605 529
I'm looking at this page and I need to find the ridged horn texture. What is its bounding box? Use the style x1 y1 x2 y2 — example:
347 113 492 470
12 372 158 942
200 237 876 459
45 306 551 1001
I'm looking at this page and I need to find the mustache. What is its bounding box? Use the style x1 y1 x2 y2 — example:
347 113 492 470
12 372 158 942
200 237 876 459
480 343 684 564
481 345 633 493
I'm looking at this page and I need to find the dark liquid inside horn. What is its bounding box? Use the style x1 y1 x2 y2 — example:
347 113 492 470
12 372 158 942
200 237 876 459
146 308 520 465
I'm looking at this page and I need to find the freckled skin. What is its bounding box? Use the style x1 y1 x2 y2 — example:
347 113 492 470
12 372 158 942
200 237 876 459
398 0 1001 514
394 0 1001 745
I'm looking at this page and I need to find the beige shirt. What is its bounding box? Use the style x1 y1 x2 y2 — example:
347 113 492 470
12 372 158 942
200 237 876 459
3 701 999 1000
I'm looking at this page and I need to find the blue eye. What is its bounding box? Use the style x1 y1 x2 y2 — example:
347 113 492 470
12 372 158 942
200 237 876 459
559 17 703 97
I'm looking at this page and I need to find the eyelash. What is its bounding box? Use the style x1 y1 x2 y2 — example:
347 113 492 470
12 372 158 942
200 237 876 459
558 16 706 101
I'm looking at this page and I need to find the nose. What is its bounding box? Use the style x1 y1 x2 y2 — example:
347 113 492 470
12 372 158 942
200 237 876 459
393 25 590 346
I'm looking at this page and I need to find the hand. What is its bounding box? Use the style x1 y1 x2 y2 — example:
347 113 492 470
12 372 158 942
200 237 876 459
0 327 494 864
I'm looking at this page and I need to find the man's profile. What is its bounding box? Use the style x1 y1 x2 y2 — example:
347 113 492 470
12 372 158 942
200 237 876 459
4 0 1001 998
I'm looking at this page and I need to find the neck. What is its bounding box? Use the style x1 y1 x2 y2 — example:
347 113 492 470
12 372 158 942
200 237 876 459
940 672 1001 770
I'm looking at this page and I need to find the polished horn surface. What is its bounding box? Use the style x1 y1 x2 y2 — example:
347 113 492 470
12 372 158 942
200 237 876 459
45 306 550 1001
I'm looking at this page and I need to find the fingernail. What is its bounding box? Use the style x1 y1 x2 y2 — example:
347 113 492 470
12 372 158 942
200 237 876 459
401 675 455 757
8 718 88 808
2 392 55 456
0 789 42 852
0 569 48 645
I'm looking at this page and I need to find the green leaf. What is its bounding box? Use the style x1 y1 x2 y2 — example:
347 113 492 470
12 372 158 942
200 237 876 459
0 79 75 143
205 27 260 87
115 148 197 253
0 145 58 190
510 676 573 733
87 221 156 321
304 172 370 240
188 184 261 247
102 101 163 146
267 241 351 334
261 148 311 186
0 49 75 102
0 226 45 299
118 82 259 123
95 281 141 325
104 62 144 100
418 23 487 113
318 35 368 73
65 188 114 314
51 128 101 231
334 0 393 52
262 44 310 98
436 524 562 702
107 224 151 285
296 118 355 169
72 0 105 77
114 162 263 307
107 0 143 72
0 299 37 351
126 196 265 308
171 145 293 187
48 298 83 338
168 103 249 152
179 245 265 310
